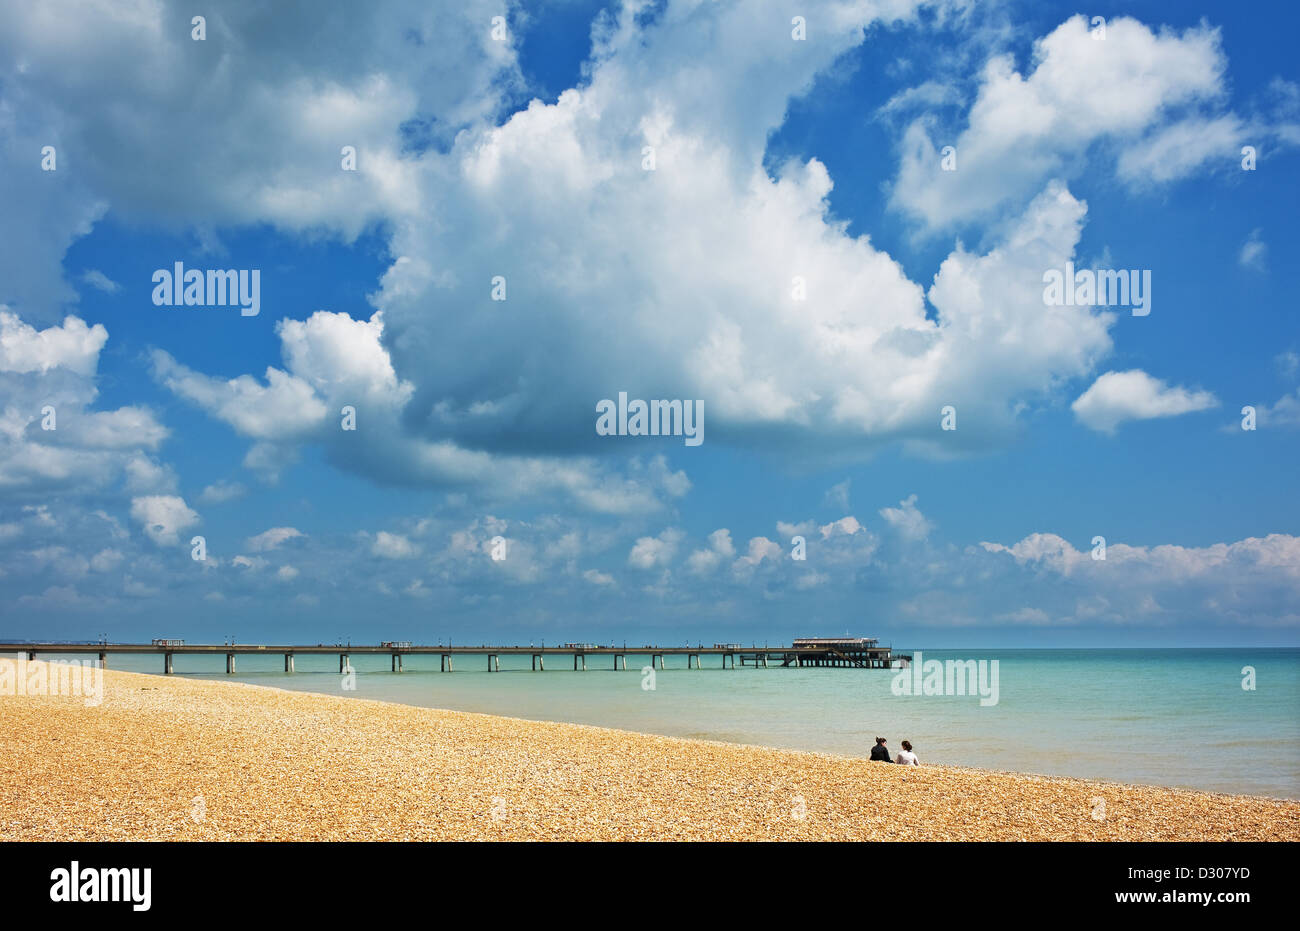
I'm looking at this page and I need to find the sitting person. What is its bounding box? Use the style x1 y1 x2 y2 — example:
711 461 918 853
895 740 919 766
869 736 892 762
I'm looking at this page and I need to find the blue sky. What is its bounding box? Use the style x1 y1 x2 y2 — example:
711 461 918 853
1 0 1297 647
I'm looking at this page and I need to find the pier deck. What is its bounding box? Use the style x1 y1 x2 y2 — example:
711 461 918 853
0 640 908 673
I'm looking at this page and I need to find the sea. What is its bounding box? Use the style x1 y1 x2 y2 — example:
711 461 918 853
57 647 1300 799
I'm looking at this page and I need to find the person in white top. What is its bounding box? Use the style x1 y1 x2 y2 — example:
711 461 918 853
895 740 919 766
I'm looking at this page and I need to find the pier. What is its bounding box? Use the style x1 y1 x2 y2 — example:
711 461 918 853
0 637 906 674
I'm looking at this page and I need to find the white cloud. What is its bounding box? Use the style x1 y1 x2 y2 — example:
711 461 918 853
364 96 1117 467
735 536 783 569
47 410 169 451
80 269 121 294
84 6 1230 490
542 531 581 563
628 528 683 570
0 0 525 318
403 579 431 598
981 533 1090 576
3 6 1292 498
819 516 864 538
1253 389 1300 429
876 80 963 121
90 548 125 572
1072 370 1218 433
198 480 247 504
879 494 932 541
794 571 829 589
154 311 684 512
776 519 816 539
891 16 1230 229
686 528 736 575
246 527 303 551
0 310 105 376
151 349 330 441
2 4 1295 636
998 607 1051 624
1239 228 1267 270
241 441 301 482
960 530 1300 627
18 584 95 609
130 495 199 546
123 576 159 597
0 311 179 497
122 455 176 494
985 531 1300 584
29 546 89 579
1116 114 1244 185
9 484 1297 632
372 531 417 559
823 479 851 511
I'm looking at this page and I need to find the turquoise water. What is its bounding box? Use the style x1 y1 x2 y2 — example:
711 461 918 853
63 648 1300 799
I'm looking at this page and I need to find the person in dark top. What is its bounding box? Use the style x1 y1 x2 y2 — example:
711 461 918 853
870 736 893 762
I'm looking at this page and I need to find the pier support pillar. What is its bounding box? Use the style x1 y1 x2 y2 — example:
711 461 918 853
164 652 174 675
688 653 697 669
391 653 403 673
440 653 453 672
284 653 294 673
532 653 544 671
26 651 35 661
488 654 499 672
226 653 236 674
98 651 107 669
339 653 349 674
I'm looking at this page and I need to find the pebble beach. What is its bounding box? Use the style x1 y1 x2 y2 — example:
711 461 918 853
2 662 1297 842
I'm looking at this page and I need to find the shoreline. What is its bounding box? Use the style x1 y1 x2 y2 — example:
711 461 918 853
3 662 1298 841
117 661 1300 802
132 668 1300 805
